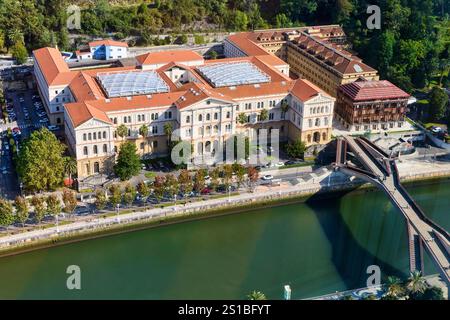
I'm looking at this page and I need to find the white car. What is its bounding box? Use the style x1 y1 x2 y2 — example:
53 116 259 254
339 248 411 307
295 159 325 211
47 125 59 131
261 174 274 181
431 127 442 134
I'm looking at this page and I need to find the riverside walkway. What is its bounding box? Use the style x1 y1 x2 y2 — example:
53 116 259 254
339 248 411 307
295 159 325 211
336 136 450 286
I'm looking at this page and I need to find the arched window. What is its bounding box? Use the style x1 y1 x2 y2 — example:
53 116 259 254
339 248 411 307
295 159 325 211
214 125 219 134
205 141 211 153
103 144 107 153
88 133 92 140
315 118 321 126
322 132 327 141
206 114 211 121
214 113 218 120
198 127 204 136
93 145 98 154
206 126 211 135
93 132 97 140
308 119 313 128
94 162 100 174
103 131 107 139
198 114 203 122
324 117 329 126
83 133 87 141
83 146 88 156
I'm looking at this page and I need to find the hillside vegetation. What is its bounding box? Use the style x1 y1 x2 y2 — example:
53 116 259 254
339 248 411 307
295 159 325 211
0 0 448 92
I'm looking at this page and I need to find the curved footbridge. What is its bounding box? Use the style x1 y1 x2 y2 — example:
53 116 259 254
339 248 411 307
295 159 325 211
335 136 450 286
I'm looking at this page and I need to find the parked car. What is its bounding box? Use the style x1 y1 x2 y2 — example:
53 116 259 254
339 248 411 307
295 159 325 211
39 118 49 124
201 187 211 195
47 125 60 131
431 126 443 134
261 174 274 181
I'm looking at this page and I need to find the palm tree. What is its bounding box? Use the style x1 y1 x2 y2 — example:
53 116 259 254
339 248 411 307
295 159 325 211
383 276 405 298
406 271 427 296
139 124 149 154
247 291 267 300
63 157 77 181
117 124 128 143
164 123 173 147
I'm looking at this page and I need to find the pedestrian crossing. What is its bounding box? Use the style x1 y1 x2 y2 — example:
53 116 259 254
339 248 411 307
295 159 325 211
1 123 48 131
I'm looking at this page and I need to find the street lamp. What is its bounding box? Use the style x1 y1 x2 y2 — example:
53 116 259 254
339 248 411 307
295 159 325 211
56 214 59 233
228 185 231 202
116 204 120 223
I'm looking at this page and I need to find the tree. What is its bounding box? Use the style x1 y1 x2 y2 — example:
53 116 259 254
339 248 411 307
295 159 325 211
406 271 427 297
0 198 14 228
17 128 66 192
193 170 206 194
114 142 141 181
153 175 165 202
63 157 77 181
223 164 233 189
209 167 220 192
108 184 122 209
412 286 445 300
137 181 151 202
31 196 46 224
95 189 107 211
139 124 149 153
178 170 193 197
46 194 61 217
259 109 268 122
247 166 259 190
14 196 29 227
62 190 77 216
274 13 291 28
286 139 306 159
428 87 448 121
247 290 267 300
234 163 246 187
383 276 405 298
209 50 218 60
164 123 173 147
164 174 179 200
123 184 136 207
11 41 27 65
117 124 128 141
237 112 247 125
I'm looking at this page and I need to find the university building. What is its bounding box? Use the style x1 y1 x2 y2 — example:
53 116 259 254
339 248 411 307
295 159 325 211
335 79 410 132
224 26 379 97
33 47 335 180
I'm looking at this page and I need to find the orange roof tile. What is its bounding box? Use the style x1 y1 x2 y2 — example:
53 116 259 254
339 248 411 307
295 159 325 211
65 102 112 128
290 79 332 102
69 72 105 102
33 47 71 86
136 50 204 66
89 39 129 48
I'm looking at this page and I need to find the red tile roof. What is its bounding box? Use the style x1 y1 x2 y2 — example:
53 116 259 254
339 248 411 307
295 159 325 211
290 78 332 102
136 50 204 66
338 80 410 102
89 39 129 48
33 47 71 86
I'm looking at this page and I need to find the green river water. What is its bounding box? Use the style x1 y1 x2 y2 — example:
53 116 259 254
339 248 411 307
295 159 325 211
0 180 449 300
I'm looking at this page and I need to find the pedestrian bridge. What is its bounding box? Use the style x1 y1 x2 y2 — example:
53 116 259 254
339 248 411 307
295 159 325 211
335 136 450 286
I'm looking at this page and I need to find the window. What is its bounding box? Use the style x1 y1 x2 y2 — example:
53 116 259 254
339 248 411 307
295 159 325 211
226 111 231 119
269 113 274 120
165 111 172 119
308 119 313 128
55 98 59 103
93 145 98 154
206 126 211 135
88 133 92 140
206 114 211 121
198 114 203 122
198 127 204 136
93 132 97 140
103 131 107 139
214 125 219 134
186 115 190 123
214 113 218 120
186 128 192 137
83 146 88 156
83 133 87 141
103 144 107 153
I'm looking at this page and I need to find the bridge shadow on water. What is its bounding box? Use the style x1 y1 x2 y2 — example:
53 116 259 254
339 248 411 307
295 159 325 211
304 187 407 291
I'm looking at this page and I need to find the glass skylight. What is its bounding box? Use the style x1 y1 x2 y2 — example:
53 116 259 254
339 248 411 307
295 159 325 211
97 71 169 98
197 62 271 88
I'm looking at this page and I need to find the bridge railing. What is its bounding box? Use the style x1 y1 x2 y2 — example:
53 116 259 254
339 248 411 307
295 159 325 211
390 160 450 243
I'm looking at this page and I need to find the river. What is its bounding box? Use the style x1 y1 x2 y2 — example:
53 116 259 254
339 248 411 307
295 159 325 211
0 180 448 299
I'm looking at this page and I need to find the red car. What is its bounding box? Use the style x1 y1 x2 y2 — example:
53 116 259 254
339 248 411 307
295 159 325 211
201 188 211 195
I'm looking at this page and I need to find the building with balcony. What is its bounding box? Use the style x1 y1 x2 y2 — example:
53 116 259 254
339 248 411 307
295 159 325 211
335 80 410 132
